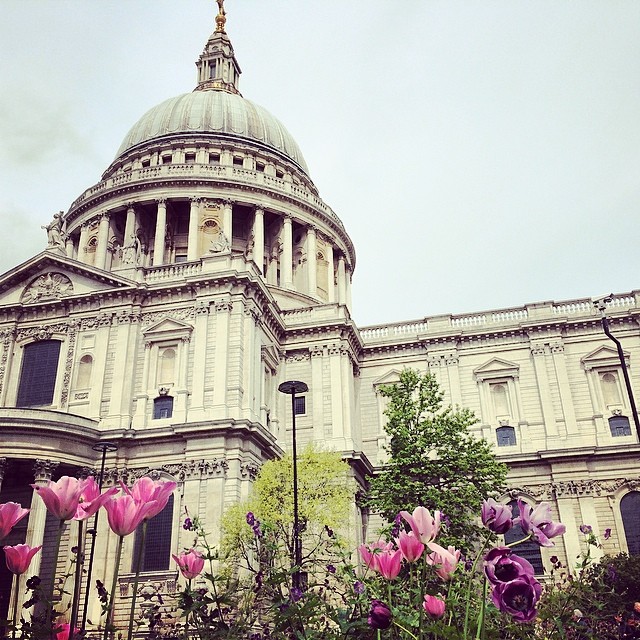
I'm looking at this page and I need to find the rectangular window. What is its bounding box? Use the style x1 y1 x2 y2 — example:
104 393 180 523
162 155 172 165
496 425 516 447
209 153 220 165
233 156 243 167
293 396 306 416
185 153 196 164
16 340 61 407
132 495 174 572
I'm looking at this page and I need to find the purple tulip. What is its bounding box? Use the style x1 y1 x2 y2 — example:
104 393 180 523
484 547 535 585
515 500 566 547
491 574 542 622
481 498 513 534
368 599 392 629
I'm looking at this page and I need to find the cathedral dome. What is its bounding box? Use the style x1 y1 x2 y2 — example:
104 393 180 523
114 90 309 175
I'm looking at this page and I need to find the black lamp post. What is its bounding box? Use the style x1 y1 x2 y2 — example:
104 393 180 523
81 441 117 631
594 296 640 439
277 380 308 590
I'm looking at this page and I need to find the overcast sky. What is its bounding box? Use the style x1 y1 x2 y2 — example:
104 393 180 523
1 1 639 326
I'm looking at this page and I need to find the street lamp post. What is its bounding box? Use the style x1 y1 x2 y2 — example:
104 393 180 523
594 296 640 439
81 441 118 631
277 380 308 591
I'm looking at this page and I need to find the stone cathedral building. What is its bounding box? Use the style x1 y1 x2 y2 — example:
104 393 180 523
1 4 639 627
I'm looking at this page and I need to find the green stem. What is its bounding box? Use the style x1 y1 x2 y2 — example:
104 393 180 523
463 532 492 640
126 521 147 640
393 620 419 640
11 573 20 640
68 520 85 640
184 579 190 640
46 519 66 633
103 535 124 640
475 577 488 640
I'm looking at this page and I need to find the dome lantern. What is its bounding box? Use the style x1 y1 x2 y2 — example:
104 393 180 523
195 0 242 95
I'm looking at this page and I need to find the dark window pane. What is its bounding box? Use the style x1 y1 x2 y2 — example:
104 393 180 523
133 494 174 572
293 396 306 416
621 492 640 556
153 396 173 419
609 415 631 437
16 340 61 407
504 500 544 574
496 426 516 447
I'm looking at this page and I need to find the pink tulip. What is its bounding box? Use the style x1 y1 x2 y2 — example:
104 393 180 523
423 594 446 618
376 548 403 580
74 478 119 521
0 502 29 540
426 542 460 581
395 530 424 563
31 476 92 521
54 623 80 640
359 541 394 572
3 544 41 575
103 494 158 537
122 477 177 520
400 506 441 544
172 549 205 580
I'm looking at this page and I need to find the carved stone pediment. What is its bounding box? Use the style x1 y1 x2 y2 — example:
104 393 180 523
473 357 520 381
582 345 629 370
21 272 73 304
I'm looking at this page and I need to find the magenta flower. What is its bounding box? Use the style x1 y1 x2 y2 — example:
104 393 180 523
31 476 92 521
359 541 394 572
4 544 41 575
491 574 542 622
375 548 403 580
54 623 80 640
423 594 446 618
481 498 513 534
368 600 392 629
172 549 205 580
103 494 158 537
395 530 424 563
74 478 119 521
121 477 177 520
484 547 535 585
516 500 566 547
426 542 460 581
0 502 30 540
399 506 441 544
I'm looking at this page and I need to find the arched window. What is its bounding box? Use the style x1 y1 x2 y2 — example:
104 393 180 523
153 396 173 420
504 500 544 574
601 372 622 406
76 354 93 388
621 491 640 555
16 340 61 407
491 383 510 416
157 347 176 386
132 494 174 572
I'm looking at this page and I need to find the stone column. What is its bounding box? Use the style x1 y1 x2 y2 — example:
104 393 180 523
550 341 579 435
530 344 558 438
187 198 200 261
132 342 152 428
337 255 347 304
189 303 209 421
212 300 232 418
282 217 293 289
253 207 265 274
307 227 317 296
123 205 136 242
25 460 59 582
95 213 111 270
222 200 233 243
65 234 74 259
0 329 15 407
78 224 90 264
153 199 167 266
326 244 335 302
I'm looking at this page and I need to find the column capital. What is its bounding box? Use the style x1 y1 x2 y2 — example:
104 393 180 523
307 225 318 235
98 212 111 222
156 198 167 205
190 197 201 204
33 459 59 482
223 198 234 207
124 202 136 211
253 205 264 215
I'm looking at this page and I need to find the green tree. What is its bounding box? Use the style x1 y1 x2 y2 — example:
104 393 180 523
367 368 508 548
220 446 355 571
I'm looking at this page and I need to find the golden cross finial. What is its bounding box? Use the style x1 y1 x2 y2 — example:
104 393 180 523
215 0 227 33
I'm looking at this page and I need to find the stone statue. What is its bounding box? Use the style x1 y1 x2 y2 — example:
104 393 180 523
42 212 66 253
121 233 142 265
209 229 230 253
244 233 255 260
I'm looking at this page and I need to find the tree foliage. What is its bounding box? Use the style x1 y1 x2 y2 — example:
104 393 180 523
220 446 355 568
367 368 508 547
